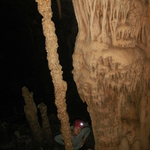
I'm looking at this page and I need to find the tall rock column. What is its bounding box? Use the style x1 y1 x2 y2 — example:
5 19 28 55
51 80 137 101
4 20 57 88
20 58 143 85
35 0 73 149
72 0 150 149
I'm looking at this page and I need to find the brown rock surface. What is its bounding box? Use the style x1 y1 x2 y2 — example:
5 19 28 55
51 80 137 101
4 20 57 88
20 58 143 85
72 0 150 149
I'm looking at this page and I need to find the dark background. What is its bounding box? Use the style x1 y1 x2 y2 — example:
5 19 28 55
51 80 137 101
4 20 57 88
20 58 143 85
0 0 90 125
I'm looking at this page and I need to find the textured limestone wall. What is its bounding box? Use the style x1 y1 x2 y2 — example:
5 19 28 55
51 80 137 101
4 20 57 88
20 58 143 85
72 0 150 149
35 0 73 149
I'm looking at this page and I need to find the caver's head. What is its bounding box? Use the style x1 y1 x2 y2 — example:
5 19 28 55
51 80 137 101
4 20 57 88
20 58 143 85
73 119 84 135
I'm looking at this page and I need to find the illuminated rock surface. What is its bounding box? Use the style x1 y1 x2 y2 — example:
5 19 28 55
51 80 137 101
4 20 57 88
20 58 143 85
72 0 150 149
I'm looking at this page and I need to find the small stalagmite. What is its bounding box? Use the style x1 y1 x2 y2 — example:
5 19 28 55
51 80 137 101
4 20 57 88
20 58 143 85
22 86 43 142
38 102 52 143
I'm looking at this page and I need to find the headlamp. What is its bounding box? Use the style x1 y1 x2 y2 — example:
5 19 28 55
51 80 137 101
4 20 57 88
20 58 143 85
80 122 84 126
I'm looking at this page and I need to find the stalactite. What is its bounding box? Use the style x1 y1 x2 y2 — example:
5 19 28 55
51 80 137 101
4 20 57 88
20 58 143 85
22 86 43 142
35 0 73 149
89 0 97 41
56 0 61 19
101 0 110 44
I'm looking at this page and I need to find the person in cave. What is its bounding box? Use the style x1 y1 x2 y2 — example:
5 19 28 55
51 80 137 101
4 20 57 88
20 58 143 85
54 119 91 150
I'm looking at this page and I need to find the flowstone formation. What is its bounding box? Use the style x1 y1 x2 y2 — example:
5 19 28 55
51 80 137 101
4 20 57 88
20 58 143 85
72 0 150 149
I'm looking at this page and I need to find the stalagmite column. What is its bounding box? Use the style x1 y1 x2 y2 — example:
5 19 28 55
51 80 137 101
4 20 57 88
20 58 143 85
35 0 73 149
72 0 150 149
38 102 52 143
22 86 43 142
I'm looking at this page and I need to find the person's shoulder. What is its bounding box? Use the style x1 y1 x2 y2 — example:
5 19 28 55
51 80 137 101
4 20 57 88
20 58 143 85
84 126 90 129
54 133 62 137
82 126 90 132
82 122 91 132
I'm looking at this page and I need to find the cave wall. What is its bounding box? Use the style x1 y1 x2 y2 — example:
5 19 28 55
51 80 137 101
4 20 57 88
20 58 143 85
72 0 150 149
